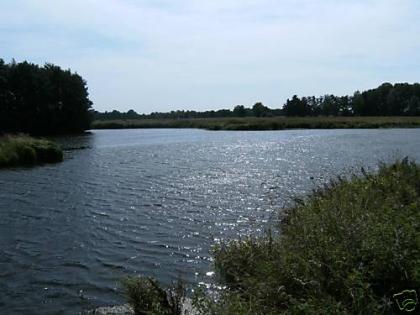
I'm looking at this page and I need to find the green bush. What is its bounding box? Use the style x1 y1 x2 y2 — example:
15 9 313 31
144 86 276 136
122 276 186 315
201 159 420 314
0 134 63 168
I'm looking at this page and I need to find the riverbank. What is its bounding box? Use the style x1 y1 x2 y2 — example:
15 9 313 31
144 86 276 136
92 116 420 131
0 135 63 168
201 159 420 314
119 160 420 314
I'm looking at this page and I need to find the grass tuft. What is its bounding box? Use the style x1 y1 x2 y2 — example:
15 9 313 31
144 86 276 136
0 134 63 168
121 276 186 315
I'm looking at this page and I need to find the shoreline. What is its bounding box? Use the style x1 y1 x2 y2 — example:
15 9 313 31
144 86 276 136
102 160 420 314
91 116 420 131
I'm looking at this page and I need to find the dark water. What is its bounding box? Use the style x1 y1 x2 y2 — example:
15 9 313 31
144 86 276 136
1 128 420 314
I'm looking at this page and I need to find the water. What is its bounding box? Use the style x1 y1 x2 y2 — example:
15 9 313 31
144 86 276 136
1 128 419 314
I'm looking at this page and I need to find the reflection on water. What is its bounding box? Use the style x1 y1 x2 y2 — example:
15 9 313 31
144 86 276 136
1 128 420 314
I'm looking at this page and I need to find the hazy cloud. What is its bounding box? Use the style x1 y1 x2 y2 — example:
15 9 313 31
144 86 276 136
1 0 419 112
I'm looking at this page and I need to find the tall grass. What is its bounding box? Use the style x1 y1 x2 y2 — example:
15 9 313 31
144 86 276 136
0 134 63 168
92 116 420 131
121 277 187 315
194 159 420 314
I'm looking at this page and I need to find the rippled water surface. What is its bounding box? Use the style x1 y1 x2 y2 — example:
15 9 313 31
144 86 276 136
1 128 420 314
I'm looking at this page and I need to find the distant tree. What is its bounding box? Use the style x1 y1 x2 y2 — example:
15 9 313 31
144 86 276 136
377 83 393 114
92 82 420 121
283 95 312 116
126 109 139 119
351 91 364 116
252 102 270 117
320 95 338 115
407 95 420 116
359 83 392 115
0 59 10 132
233 105 247 117
216 109 232 117
339 96 353 116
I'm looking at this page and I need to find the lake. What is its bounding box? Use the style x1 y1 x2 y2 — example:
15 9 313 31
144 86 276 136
1 128 420 314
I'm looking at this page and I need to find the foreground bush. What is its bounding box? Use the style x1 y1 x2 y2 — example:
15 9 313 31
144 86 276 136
122 277 187 315
195 159 420 314
0 134 63 168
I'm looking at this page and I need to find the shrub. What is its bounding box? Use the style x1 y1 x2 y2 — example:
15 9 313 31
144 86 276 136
0 134 63 168
202 159 420 314
121 276 186 315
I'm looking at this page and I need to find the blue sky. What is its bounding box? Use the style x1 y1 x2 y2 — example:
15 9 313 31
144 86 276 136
1 0 419 113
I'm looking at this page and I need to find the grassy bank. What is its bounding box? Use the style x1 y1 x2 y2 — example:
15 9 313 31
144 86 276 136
123 160 420 314
0 135 63 168
92 116 420 131
198 159 420 314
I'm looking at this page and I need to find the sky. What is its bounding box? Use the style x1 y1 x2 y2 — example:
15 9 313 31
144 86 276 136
1 0 419 113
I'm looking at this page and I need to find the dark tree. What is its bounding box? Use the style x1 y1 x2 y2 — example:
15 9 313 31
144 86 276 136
352 91 365 116
252 102 270 117
283 83 420 117
283 95 312 116
0 59 92 135
93 82 420 121
233 105 247 117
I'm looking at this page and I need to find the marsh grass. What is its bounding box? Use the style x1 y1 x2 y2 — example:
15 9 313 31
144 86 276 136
0 134 63 168
194 159 420 314
92 116 420 131
121 277 187 315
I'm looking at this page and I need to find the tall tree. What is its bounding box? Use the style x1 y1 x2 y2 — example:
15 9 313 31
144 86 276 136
0 59 92 135
233 105 247 117
283 95 312 116
252 102 270 117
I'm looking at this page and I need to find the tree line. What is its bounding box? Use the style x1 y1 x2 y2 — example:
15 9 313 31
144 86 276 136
95 82 420 120
94 102 282 120
1 57 419 135
0 59 92 135
283 83 420 116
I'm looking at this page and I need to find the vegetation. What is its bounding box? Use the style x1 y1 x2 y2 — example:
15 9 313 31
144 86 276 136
0 135 63 168
94 82 420 121
92 116 420 131
93 102 279 121
121 277 186 315
283 83 420 117
195 159 420 314
0 59 93 135
123 160 420 314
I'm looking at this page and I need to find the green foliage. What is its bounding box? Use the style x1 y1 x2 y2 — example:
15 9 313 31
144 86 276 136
121 276 186 315
0 58 92 135
200 159 420 314
233 105 248 117
252 102 271 117
283 83 420 116
93 83 420 120
193 286 266 315
283 95 313 116
0 134 63 168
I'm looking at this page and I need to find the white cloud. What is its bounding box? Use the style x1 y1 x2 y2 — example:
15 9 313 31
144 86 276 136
1 0 419 112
